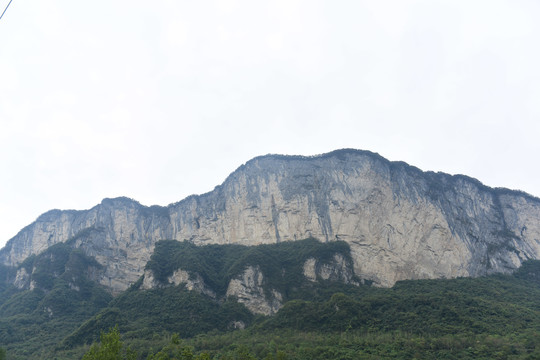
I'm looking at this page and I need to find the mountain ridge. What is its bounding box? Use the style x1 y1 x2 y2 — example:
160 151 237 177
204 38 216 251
1 148 540 293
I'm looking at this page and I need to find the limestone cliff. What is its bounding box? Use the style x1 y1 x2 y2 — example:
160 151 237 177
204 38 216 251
1 149 540 292
225 265 283 315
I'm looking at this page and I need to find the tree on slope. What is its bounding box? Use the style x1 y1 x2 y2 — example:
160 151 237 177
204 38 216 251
82 325 137 360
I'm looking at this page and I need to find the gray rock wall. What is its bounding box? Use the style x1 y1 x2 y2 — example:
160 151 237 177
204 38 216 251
2 149 540 292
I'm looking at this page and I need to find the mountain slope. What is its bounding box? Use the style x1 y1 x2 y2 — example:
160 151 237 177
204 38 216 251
1 149 540 292
1 237 540 359
0 242 112 358
61 238 355 348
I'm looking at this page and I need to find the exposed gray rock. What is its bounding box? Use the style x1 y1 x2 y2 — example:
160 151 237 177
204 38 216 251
141 268 216 298
13 267 30 289
1 198 172 294
226 265 282 315
1 149 540 292
303 254 357 284
141 269 159 290
169 269 216 298
303 258 317 282
229 320 246 330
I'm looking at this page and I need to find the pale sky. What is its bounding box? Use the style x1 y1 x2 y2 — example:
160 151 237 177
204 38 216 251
1 0 539 249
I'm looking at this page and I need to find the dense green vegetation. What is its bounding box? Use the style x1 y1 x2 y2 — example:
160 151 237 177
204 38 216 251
74 260 540 359
64 238 354 349
146 238 354 298
81 326 137 360
63 285 255 349
0 242 112 359
1 239 540 359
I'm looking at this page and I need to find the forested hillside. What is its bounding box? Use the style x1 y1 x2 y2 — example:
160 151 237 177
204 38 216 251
1 239 540 359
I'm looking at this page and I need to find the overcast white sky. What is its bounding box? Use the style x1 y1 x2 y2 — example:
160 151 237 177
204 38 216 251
1 0 539 248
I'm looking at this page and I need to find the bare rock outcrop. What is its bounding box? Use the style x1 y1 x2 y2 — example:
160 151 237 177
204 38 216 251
225 265 282 315
13 267 30 289
303 254 357 284
141 268 216 298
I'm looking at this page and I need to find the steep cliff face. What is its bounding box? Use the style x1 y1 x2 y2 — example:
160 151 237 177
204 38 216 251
0 198 172 293
2 149 540 292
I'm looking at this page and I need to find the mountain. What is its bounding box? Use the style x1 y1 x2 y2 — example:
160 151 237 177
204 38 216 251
2 148 540 359
1 149 540 294
2 238 540 359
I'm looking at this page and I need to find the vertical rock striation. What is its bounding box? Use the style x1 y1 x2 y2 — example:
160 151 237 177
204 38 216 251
1 149 540 292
